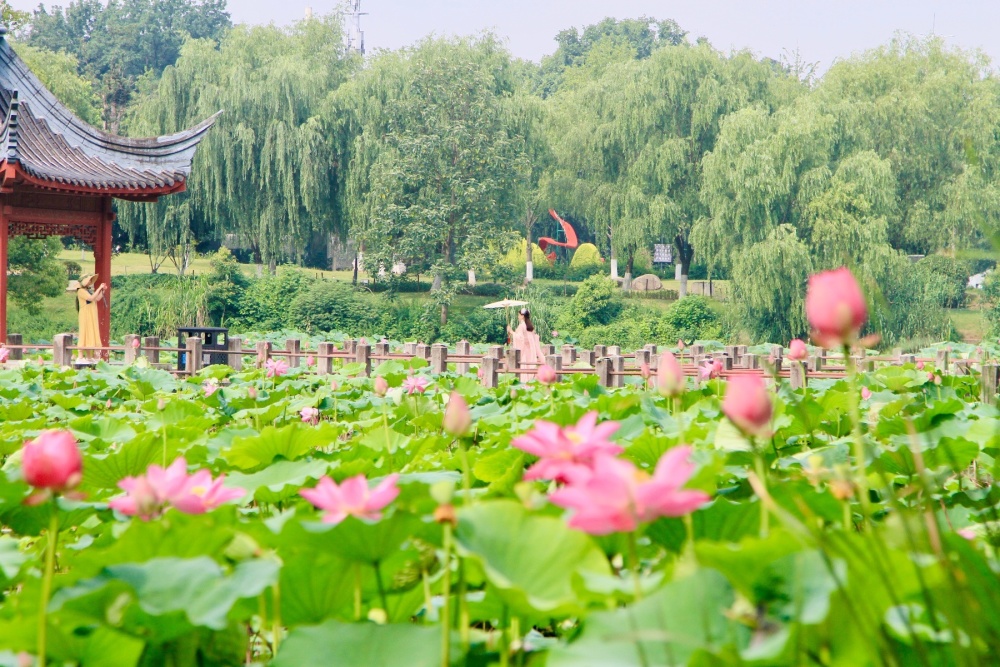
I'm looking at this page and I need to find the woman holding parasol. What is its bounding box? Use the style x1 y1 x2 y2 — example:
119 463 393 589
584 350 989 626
69 273 106 360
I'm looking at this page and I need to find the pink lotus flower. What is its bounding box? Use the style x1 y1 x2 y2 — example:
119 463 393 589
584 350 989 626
861 386 872 400
203 380 219 397
109 458 244 520
374 376 389 396
22 430 83 492
805 268 868 349
169 469 246 515
247 386 258 399
0 346 9 364
958 527 977 540
677 340 686 351
551 330 559 338
512 412 622 484
722 375 773 437
306 355 315 367
916 361 925 370
300 473 400 525
131 338 140 349
444 392 472 436
537 364 557 385
549 447 710 535
928 372 941 385
787 339 808 361
106 398 112 409
699 359 723 381
477 367 484 380
265 358 289 378
300 406 320 424
330 380 339 391
639 363 651 380
403 375 430 395
657 351 685 397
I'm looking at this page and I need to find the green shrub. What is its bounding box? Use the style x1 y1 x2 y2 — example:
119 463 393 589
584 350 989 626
233 269 308 331
440 308 507 344
110 274 206 339
288 281 382 335
203 248 249 326
570 243 602 268
914 254 970 308
504 240 549 269
562 275 622 328
664 296 720 342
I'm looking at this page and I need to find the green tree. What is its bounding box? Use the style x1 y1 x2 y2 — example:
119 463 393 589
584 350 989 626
119 16 353 273
337 35 532 320
547 41 797 293
27 0 231 129
7 237 66 316
729 225 812 344
12 42 101 125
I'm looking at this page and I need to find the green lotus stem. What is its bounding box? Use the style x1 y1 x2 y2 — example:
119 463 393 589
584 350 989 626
382 402 392 472
162 424 168 467
271 582 282 656
37 505 58 667
512 617 523 667
422 568 434 624
626 531 643 602
755 455 769 538
353 563 363 621
440 523 453 667
499 604 510 667
844 345 872 526
457 560 470 650
457 440 473 504
373 560 389 612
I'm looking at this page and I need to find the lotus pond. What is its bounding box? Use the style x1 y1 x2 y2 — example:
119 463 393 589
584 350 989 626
0 352 998 667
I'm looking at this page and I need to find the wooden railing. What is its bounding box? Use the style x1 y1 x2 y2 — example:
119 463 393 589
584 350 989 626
3 334 997 404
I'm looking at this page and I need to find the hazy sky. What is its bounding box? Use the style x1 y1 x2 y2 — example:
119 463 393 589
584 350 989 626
14 1 1000 69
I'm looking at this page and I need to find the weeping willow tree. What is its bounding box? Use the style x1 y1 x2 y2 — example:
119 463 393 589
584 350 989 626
119 15 354 272
729 224 813 343
545 41 798 293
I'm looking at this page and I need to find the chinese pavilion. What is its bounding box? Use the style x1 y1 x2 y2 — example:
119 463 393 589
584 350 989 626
0 28 217 347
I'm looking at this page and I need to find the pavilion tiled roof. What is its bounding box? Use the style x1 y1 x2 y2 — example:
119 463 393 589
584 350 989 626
0 32 218 195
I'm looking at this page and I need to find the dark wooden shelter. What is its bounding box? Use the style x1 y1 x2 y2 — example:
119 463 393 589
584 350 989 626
0 28 217 347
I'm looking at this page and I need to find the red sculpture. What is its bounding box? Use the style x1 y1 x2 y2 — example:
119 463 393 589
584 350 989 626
538 210 579 263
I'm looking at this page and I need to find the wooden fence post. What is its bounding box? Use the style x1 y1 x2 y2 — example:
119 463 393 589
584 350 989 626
488 345 504 360
430 343 448 374
227 336 243 371
185 336 203 375
541 344 555 357
124 334 140 364
403 342 417 356
596 357 612 387
808 355 824 372
143 336 160 365
415 343 430 361
936 349 949 374
634 348 651 370
544 354 562 381
607 345 621 358
790 361 807 390
53 333 73 367
374 341 390 358
317 342 334 375
7 333 22 360
561 344 577 366
981 363 999 405
286 338 302 368
901 354 916 366
356 343 372 377
593 344 607 360
480 357 499 388
505 347 520 377
455 340 471 375
611 355 625 388
255 341 271 368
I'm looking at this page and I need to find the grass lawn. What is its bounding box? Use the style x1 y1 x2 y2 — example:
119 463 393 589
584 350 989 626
950 308 987 343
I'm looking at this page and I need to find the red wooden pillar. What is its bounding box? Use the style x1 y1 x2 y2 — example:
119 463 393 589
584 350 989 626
95 197 113 351
0 207 6 344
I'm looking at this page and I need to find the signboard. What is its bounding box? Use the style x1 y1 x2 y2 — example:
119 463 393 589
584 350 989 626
653 244 673 264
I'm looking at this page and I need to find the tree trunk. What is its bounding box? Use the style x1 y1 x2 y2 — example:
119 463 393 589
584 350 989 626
525 209 536 283
431 273 443 291
441 303 448 326
675 233 694 299
352 253 359 285
622 252 634 291
608 224 618 279
467 269 476 286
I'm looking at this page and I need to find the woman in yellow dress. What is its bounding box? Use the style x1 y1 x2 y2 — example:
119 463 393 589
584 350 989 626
74 273 105 359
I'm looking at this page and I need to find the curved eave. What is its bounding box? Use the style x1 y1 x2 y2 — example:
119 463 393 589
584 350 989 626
0 160 187 199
